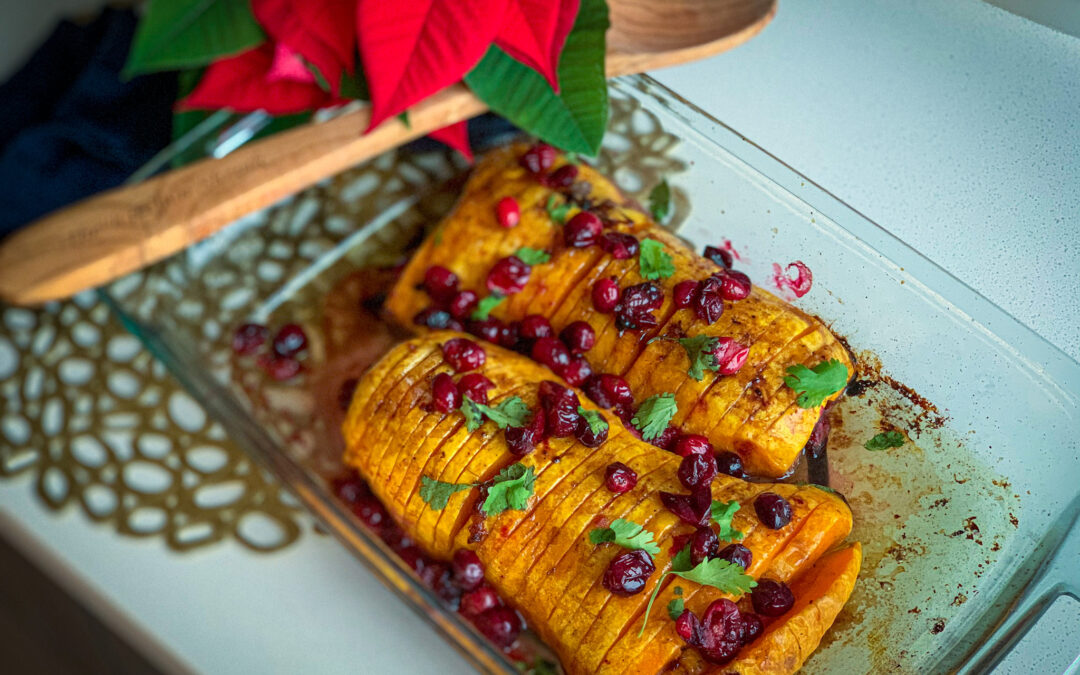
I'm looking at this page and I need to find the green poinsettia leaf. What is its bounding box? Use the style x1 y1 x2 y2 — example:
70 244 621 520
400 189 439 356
464 0 609 154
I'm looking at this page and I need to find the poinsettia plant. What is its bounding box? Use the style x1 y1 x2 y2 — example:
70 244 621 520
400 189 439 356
124 0 610 162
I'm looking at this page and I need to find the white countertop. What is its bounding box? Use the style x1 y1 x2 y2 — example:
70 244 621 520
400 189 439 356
2 0 1078 673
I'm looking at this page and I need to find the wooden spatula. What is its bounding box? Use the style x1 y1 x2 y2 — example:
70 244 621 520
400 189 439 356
0 0 775 305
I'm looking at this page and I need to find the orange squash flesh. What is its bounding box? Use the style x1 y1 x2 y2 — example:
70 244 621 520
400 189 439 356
343 334 861 673
383 146 853 478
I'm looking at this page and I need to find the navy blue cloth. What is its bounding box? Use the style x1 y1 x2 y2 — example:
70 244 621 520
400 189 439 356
0 8 177 236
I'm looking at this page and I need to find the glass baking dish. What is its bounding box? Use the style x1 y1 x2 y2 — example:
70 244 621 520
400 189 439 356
102 74 1080 673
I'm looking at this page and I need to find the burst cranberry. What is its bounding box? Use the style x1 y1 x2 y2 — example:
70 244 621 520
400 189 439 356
414 308 456 330
716 543 753 570
754 492 793 529
592 277 620 313
519 143 556 174
547 164 579 187
599 232 639 259
331 473 368 504
431 372 461 413
675 609 702 643
259 354 302 380
694 276 725 325
505 407 544 456
674 434 712 457
442 338 486 372
564 212 602 248
649 426 679 451
716 270 752 301
575 413 608 447
616 283 663 331
531 336 570 371
232 323 267 355
539 381 580 438
715 451 748 478
602 549 655 596
560 355 592 387
741 613 764 644
352 495 387 529
451 550 485 591
448 290 479 319
672 280 700 309
497 322 519 349
678 453 717 490
661 490 711 526
713 337 749 375
689 526 720 565
473 607 522 648
560 321 595 353
519 314 553 340
466 318 503 343
486 256 531 295
458 373 494 404
272 323 308 357
703 245 734 269
423 265 459 301
699 599 745 664
751 579 795 617
612 403 636 427
582 375 612 408
459 585 500 617
604 462 637 493
495 197 520 228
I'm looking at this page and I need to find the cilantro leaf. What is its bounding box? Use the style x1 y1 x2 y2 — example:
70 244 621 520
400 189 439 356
640 555 757 635
631 393 677 441
638 238 675 280
588 518 660 555
419 475 475 510
528 659 559 675
667 597 685 621
710 501 745 543
564 152 581 165
470 293 504 321
678 335 720 381
476 397 531 429
481 463 536 515
865 430 905 451
670 543 693 572
783 359 849 408
514 247 551 265
649 179 671 223
460 397 486 432
578 407 609 436
546 194 571 224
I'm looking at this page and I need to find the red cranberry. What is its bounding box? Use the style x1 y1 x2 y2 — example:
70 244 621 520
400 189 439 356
560 321 595 353
519 314 553 340
258 354 302 380
674 434 712 457
703 245 734 269
459 584 500 617
539 381 580 438
560 355 592 387
519 143 556 174
602 549 655 596
678 453 717 490
616 283 663 331
232 323 267 355
497 322 519 349
741 612 764 644
564 212 602 248
582 375 612 408
716 543 753 570
272 323 308 357
713 337 749 375
414 307 456 330
531 336 571 370
699 599 745 664
397 546 424 571
505 408 544 456
441 338 486 372
715 451 748 479
575 413 608 447
694 276 725 325
458 373 494 404
431 372 461 413
451 550 485 591
612 403 636 427
486 256 531 295
495 197 520 228
448 290 479 319
352 495 387 529
331 473 368 504
423 265 459 302
473 607 522 648
466 317 503 343
675 609 702 644
660 489 712 526
604 462 638 493
689 526 720 566
599 232 639 259
649 426 679 451
716 270 752 301
547 164 578 187
751 579 795 617
592 277 620 313
672 281 700 309
754 492 793 529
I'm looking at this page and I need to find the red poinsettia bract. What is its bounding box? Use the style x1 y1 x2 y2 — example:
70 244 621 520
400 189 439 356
252 0 356 94
496 0 580 92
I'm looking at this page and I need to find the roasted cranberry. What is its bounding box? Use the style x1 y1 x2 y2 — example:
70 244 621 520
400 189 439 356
451 550 485 591
505 407 544 456
448 290 479 319
539 380 578 408
575 413 608 447
672 280 700 309
716 543 753 570
473 607 522 648
495 196 520 228
331 473 368 504
232 323 267 355
678 453 717 490
519 143 556 174
649 426 679 451
531 336 570 371
582 375 612 408
560 355 592 387
559 321 595 353
699 599 745 664
547 164 579 187
612 403 636 427
460 584 500 617
497 322 519 349
675 609 702 644
703 245 734 269
715 451 748 479
423 265 459 302
741 612 764 644
519 314 554 340
564 212 602 248
592 277 620 313
539 381 580 438
604 462 638 493
602 549 655 596
337 377 359 411
616 283 663 331
414 307 454 330
441 338 486 372
259 354 302 380
713 337 749 375
352 495 387 529
466 317 503 343
458 373 494 404
689 526 720 565
694 276 725 325
397 546 424 571
431 372 461 413
272 323 308 357
487 256 531 295
751 579 795 617
661 490 711 526
599 232 639 259
716 270 752 301
754 492 793 529
674 434 712 457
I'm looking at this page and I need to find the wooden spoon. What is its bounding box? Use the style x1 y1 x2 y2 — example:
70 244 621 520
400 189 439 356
0 0 775 305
